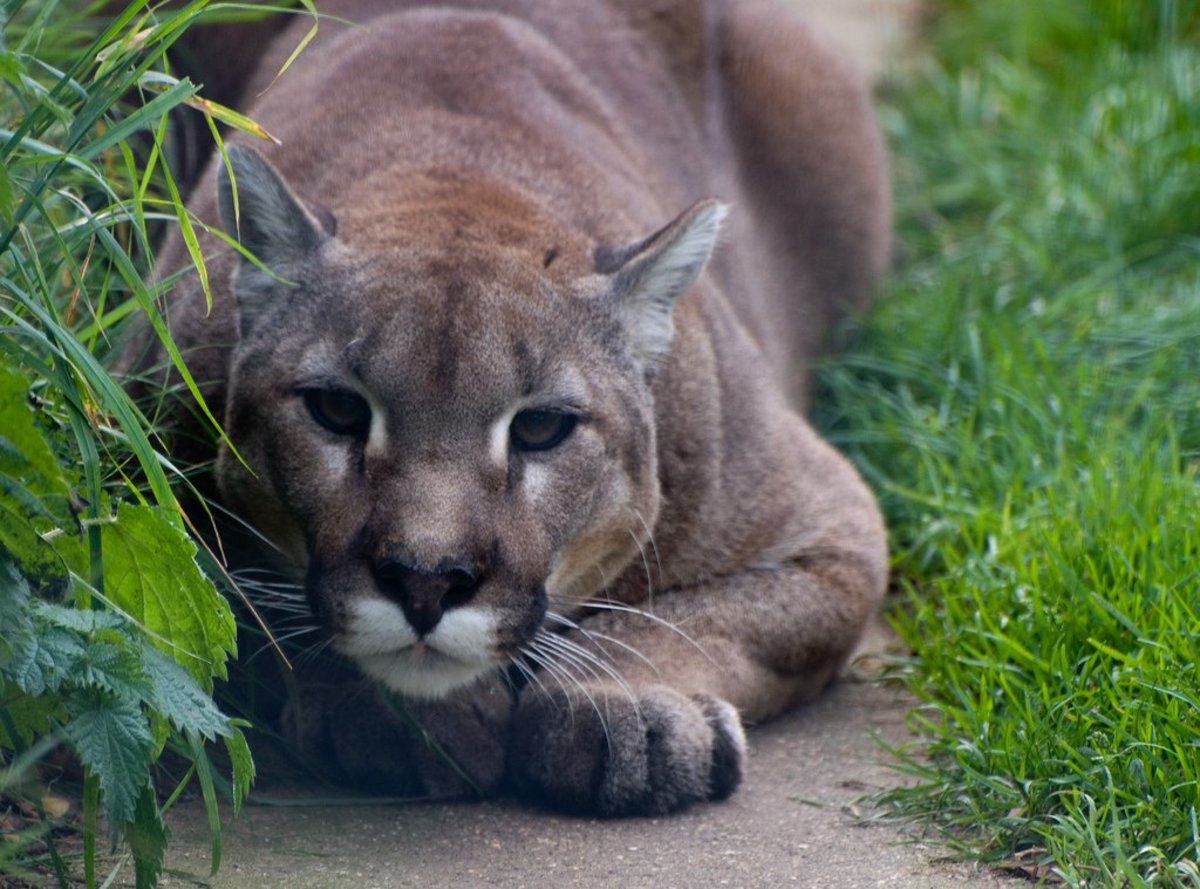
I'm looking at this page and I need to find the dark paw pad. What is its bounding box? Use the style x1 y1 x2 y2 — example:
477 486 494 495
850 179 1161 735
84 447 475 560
692 693 746 801
509 686 745 816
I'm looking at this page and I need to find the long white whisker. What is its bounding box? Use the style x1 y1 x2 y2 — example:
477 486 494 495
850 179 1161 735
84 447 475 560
627 526 654 603
537 632 641 720
533 632 638 733
271 625 322 643
544 611 661 677
546 596 718 667
538 625 627 684
205 500 289 556
513 647 564 710
537 632 622 692
293 635 337 667
230 566 302 583
520 645 586 728
631 507 663 589
519 646 573 698
232 578 304 594
508 656 556 708
248 625 322 660
240 586 307 601
522 642 612 745
250 597 311 613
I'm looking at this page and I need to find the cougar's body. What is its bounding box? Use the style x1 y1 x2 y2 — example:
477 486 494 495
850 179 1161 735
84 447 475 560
126 0 891 815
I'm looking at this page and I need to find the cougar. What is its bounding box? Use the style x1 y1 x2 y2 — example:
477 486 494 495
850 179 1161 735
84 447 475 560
123 0 891 816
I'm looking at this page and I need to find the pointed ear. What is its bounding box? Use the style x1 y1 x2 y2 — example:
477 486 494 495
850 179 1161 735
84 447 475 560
218 144 331 266
597 200 727 367
217 145 334 336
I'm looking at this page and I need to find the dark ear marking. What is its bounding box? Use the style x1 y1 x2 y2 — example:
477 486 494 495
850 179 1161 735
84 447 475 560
593 214 681 275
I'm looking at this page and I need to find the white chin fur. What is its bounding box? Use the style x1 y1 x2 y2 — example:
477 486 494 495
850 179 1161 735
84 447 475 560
338 599 500 699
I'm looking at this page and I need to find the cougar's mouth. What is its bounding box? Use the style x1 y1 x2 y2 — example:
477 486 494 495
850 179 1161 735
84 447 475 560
336 598 502 699
353 647 493 700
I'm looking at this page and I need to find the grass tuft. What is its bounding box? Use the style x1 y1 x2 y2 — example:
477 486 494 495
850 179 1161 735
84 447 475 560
0 2 292 884
816 1 1200 884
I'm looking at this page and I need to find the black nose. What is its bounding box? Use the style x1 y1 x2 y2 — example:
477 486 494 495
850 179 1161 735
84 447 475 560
373 560 480 636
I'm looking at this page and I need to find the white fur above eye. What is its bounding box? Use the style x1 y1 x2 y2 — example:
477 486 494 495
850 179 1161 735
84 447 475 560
339 599 501 699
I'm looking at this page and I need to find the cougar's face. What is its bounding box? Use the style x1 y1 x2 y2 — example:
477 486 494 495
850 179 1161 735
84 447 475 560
218 245 660 698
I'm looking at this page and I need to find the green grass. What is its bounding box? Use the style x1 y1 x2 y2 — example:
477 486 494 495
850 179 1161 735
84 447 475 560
0 2 283 885
815 1 1200 885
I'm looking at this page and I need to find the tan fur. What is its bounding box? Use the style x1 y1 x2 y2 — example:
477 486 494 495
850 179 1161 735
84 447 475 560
123 0 890 815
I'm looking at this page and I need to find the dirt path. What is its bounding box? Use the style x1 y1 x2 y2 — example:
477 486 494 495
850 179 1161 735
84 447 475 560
157 677 1015 889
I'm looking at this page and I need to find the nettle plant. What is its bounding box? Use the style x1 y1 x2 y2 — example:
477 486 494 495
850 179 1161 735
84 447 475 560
0 1 305 885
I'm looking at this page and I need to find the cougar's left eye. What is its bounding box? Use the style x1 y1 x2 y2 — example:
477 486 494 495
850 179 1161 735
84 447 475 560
302 388 371 437
510 409 577 452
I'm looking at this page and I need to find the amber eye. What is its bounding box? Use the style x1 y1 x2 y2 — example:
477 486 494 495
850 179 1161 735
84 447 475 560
302 388 371 437
510 410 577 452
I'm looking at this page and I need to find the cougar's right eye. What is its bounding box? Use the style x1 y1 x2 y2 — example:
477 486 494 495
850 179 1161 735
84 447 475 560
510 409 577 452
302 388 371 437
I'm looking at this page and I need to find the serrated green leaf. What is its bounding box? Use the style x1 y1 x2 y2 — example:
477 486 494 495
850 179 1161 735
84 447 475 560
101 502 235 690
31 598 126 633
79 638 152 701
66 692 155 831
128 781 170 889
223 723 255 814
5 625 84 697
140 646 230 741
0 557 35 669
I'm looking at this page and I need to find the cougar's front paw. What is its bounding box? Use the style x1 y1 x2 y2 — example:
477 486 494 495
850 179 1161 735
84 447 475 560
508 686 746 816
283 674 514 798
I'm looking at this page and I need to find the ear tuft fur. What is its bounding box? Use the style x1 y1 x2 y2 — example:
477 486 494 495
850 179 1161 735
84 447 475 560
602 200 728 366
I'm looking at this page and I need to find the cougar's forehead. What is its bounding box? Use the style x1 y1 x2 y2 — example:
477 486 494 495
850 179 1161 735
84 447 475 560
319 251 610 415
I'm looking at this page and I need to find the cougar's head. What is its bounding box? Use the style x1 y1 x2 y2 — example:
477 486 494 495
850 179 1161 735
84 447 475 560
213 146 724 698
